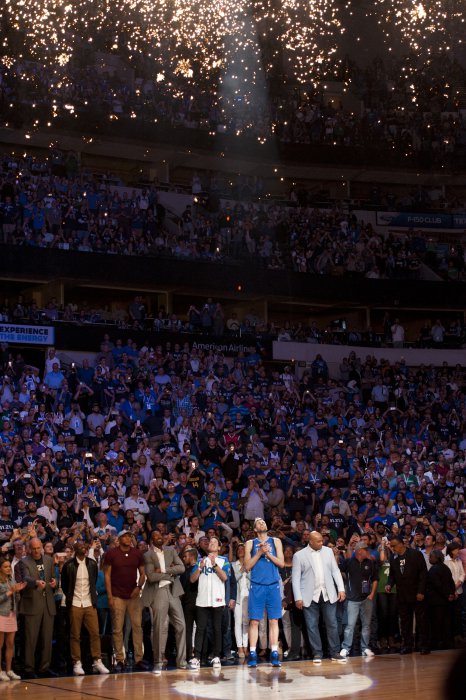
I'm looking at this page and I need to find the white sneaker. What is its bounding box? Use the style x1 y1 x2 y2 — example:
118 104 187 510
340 649 349 659
0 671 9 681
93 659 110 674
6 670 21 680
73 661 85 676
211 657 221 669
312 657 322 664
188 657 200 670
363 648 374 657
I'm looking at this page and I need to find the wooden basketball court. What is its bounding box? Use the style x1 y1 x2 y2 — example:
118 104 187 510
1 652 460 700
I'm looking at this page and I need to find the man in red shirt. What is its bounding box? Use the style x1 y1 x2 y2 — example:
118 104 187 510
104 531 146 671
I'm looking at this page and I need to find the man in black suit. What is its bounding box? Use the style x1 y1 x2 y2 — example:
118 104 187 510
16 538 57 678
385 535 429 654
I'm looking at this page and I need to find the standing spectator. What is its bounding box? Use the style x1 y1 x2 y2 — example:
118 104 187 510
245 517 284 668
104 531 146 672
426 550 455 649
445 542 465 644
291 531 346 663
338 542 378 658
241 476 268 522
60 541 109 676
142 530 187 674
180 547 199 661
391 319 405 348
431 319 445 345
0 557 26 680
375 537 399 652
385 535 429 654
231 541 250 658
188 536 228 670
16 538 57 678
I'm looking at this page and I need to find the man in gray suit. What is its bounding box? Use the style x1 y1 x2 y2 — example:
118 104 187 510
16 538 57 678
143 530 187 673
292 531 346 663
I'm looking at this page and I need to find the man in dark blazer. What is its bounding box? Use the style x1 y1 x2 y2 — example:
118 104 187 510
16 538 57 678
142 529 187 673
386 534 429 654
61 541 109 676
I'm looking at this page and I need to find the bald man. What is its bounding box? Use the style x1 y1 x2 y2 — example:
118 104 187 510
291 531 346 663
16 538 57 678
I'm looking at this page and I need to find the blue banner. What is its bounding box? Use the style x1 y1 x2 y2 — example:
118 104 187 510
0 324 55 345
376 211 463 229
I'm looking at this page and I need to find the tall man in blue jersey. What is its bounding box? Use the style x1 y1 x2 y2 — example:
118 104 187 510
245 518 284 667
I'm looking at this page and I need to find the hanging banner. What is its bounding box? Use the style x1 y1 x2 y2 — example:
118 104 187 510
0 324 55 345
376 211 466 229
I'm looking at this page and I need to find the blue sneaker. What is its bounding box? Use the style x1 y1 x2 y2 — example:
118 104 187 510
247 651 258 668
270 650 281 667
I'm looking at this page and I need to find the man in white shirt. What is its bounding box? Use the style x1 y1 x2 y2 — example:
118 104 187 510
123 485 150 518
391 319 405 348
142 530 187 673
241 476 268 521
292 531 346 663
60 541 109 676
178 514 205 543
37 493 58 525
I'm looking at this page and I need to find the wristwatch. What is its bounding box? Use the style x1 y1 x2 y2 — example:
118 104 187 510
212 563 217 569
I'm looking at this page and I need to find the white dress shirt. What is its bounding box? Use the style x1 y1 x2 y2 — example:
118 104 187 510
154 546 170 588
310 547 329 602
72 557 93 608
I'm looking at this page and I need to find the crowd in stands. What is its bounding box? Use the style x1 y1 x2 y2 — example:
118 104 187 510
2 54 466 168
1 153 466 282
1 291 465 350
0 336 465 676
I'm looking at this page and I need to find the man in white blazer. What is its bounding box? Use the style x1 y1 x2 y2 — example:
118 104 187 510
292 531 346 663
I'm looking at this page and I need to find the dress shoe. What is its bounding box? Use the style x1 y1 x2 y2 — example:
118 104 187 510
419 649 431 655
113 662 125 673
24 672 38 679
133 661 147 672
286 654 301 661
399 648 413 655
38 670 58 678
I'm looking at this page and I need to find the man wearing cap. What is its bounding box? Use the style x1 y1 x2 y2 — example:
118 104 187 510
338 542 378 658
292 531 346 663
142 530 187 673
104 531 146 671
61 541 109 676
245 518 284 668
106 499 125 533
